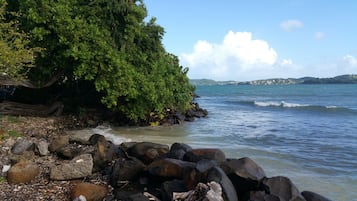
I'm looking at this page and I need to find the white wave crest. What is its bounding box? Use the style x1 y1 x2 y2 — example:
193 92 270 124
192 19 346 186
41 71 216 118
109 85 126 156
254 101 308 108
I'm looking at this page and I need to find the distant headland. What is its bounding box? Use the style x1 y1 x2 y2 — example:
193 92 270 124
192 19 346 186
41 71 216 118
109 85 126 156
190 74 357 86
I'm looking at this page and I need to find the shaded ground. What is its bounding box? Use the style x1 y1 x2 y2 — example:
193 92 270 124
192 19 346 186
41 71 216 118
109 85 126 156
0 115 108 201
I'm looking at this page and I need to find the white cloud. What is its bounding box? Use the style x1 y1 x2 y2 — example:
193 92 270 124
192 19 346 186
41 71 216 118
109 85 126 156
280 20 304 32
180 31 295 81
314 32 325 40
281 59 293 66
343 54 357 66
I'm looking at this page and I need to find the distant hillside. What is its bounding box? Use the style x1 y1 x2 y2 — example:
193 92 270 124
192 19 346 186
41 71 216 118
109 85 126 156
190 74 357 86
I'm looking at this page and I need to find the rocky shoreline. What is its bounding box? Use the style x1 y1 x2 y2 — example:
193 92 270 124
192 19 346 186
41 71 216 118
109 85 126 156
0 116 332 201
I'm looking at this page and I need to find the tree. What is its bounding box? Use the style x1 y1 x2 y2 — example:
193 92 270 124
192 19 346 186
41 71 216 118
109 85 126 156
5 0 194 123
0 0 40 82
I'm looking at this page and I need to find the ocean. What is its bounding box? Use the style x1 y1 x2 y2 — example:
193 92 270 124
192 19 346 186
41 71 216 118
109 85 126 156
92 84 357 201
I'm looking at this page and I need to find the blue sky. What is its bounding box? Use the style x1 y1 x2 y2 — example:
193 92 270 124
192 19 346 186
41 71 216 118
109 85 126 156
144 0 357 81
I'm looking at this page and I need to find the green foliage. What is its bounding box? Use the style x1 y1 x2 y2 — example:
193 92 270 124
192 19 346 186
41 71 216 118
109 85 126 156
0 176 6 182
7 130 23 137
6 0 194 123
0 0 40 81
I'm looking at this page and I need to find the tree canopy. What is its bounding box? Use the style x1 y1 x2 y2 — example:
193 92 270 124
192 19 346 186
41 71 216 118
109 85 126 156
2 0 195 123
0 0 40 82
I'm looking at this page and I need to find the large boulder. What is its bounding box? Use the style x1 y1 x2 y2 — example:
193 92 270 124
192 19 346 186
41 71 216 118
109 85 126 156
160 179 188 201
50 154 93 180
220 157 266 200
301 191 332 201
92 136 117 172
110 157 146 188
128 142 169 164
206 166 238 201
7 160 40 184
71 182 108 201
146 158 195 179
184 148 226 163
263 176 306 201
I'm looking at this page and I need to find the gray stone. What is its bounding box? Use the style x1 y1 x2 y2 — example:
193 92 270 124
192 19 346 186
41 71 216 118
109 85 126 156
35 139 49 156
50 154 93 180
11 140 34 154
263 176 306 201
68 130 93 145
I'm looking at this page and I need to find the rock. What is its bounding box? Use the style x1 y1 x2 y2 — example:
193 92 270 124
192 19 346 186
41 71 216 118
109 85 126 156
68 130 93 145
128 142 169 164
301 191 332 201
92 137 117 172
263 176 306 201
50 154 93 180
146 158 195 179
88 134 106 145
11 140 34 154
173 181 223 201
165 142 192 160
35 139 49 156
161 180 188 201
128 193 151 201
206 166 238 201
184 148 226 163
110 157 146 188
249 191 280 201
7 160 40 184
49 135 69 152
170 142 192 153
9 150 35 164
220 157 266 200
71 182 108 201
57 144 83 159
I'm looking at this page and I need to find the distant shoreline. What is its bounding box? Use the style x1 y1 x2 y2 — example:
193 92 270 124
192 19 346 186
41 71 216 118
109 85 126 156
190 74 357 86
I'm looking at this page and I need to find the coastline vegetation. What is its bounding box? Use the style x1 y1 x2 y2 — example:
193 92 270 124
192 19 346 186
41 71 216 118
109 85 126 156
0 0 196 125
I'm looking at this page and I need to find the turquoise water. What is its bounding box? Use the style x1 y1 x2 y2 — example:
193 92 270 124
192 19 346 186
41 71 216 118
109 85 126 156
96 84 357 201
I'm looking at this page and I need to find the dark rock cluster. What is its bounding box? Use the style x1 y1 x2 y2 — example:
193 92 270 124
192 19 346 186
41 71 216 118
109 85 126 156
2 132 332 201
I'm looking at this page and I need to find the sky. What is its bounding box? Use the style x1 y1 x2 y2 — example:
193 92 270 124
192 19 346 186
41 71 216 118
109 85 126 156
144 0 357 81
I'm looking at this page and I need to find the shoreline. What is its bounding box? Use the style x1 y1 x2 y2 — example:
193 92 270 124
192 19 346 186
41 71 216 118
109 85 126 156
0 115 333 201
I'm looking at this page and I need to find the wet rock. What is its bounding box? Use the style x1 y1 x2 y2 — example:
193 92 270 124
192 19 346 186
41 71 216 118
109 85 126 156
128 142 169 164
49 135 69 152
206 166 238 201
146 158 195 179
170 142 192 153
7 160 40 184
161 179 188 201
92 137 117 172
301 191 332 201
249 191 280 201
11 140 34 154
220 157 266 200
184 148 226 163
165 142 192 160
50 154 93 180
110 157 146 188
71 182 108 201
88 134 106 145
263 176 306 201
